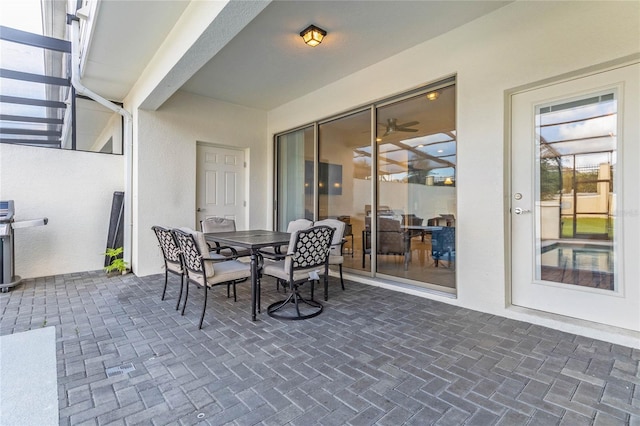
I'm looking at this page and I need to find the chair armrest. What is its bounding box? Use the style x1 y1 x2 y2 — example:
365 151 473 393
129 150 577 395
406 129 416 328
330 239 347 255
202 254 236 264
258 249 286 261
208 244 238 259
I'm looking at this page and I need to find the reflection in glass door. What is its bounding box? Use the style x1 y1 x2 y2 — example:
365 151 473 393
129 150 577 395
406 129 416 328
275 79 457 292
375 85 456 288
512 63 639 331
275 126 314 230
318 110 371 272
537 93 617 289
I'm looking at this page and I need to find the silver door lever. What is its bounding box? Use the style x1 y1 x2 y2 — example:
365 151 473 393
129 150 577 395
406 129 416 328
514 207 531 215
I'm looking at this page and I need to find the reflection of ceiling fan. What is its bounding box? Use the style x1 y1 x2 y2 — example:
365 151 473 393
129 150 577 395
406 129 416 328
381 118 419 137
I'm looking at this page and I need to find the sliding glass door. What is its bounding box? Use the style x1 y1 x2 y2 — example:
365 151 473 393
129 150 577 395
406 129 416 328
275 126 314 230
318 110 372 272
275 79 456 291
375 85 456 288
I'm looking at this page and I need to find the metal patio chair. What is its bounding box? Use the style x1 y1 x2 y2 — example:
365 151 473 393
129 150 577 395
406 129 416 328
314 218 346 300
200 217 251 258
362 216 408 268
172 228 251 329
263 225 334 320
151 226 184 310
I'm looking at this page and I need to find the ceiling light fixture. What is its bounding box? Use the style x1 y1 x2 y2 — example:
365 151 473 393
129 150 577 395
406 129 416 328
426 91 440 101
300 24 327 47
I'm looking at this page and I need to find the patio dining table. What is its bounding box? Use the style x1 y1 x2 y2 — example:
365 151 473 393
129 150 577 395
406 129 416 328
204 230 291 321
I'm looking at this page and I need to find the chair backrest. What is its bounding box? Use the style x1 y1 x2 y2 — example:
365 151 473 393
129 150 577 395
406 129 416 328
201 217 236 233
402 214 423 227
314 218 345 256
364 217 404 254
286 218 313 233
284 225 334 273
378 217 401 232
152 226 182 270
377 217 404 254
172 228 216 279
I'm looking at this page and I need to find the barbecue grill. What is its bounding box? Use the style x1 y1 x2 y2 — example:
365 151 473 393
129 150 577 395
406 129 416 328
0 200 48 292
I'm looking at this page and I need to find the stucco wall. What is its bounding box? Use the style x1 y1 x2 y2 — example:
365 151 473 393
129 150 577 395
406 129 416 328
134 91 267 277
0 143 123 278
90 112 123 154
266 1 640 320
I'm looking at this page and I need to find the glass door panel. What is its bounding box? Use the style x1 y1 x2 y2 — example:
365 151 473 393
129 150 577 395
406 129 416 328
274 79 458 293
537 92 617 289
375 85 456 288
275 126 314 231
318 110 372 272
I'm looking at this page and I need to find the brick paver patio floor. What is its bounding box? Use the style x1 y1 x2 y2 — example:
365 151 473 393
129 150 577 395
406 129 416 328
1 271 638 425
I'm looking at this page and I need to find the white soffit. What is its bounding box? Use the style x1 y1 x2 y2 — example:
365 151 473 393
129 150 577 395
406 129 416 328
181 0 512 110
81 0 189 101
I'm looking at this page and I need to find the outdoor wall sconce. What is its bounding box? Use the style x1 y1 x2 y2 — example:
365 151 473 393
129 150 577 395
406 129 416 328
300 25 326 47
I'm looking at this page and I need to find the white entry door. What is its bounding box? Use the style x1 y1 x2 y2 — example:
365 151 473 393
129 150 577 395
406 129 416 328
511 63 639 331
196 144 246 229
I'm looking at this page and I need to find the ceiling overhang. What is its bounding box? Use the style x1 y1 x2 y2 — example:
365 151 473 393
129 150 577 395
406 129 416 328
81 1 513 111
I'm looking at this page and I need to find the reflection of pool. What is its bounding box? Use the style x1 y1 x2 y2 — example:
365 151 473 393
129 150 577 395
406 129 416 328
539 242 614 289
541 242 613 273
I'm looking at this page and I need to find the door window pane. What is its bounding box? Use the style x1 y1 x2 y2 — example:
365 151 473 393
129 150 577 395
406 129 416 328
537 92 616 290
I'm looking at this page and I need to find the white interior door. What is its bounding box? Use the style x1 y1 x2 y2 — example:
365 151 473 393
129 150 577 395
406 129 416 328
196 144 246 229
511 63 639 331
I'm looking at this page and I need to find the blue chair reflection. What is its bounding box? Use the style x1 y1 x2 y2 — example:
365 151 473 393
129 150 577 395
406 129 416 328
432 227 455 267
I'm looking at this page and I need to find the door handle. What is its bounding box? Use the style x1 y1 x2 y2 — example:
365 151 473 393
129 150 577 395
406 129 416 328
514 207 531 215
197 208 205 212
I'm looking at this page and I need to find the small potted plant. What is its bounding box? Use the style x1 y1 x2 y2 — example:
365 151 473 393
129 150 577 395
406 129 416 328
104 247 129 276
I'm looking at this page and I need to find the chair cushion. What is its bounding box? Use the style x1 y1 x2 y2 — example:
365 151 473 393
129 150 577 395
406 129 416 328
166 259 182 274
205 260 251 286
208 252 228 260
286 219 313 233
189 259 251 287
178 227 215 277
263 260 325 282
314 219 345 256
201 217 236 233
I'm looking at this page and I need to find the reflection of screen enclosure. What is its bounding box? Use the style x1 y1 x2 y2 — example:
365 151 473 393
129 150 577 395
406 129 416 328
305 161 343 195
536 91 616 290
